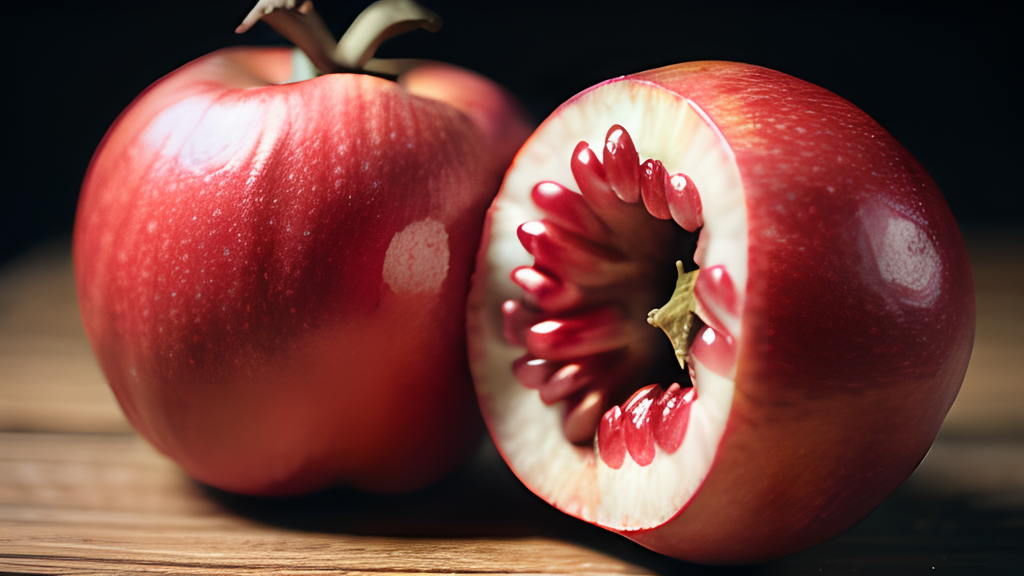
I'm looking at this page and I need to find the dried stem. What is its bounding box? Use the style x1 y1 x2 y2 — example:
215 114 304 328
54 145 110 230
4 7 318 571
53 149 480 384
237 0 442 77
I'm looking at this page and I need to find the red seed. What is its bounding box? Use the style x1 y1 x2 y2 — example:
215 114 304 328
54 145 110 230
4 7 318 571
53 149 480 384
540 363 587 405
510 266 583 312
512 355 558 390
516 220 629 286
603 125 641 203
502 299 538 347
563 388 607 445
537 350 625 405
525 305 628 361
640 159 672 220
570 141 620 214
531 181 610 241
653 383 696 453
622 384 660 466
570 140 659 240
695 264 739 320
598 405 626 469
666 173 703 232
690 325 737 378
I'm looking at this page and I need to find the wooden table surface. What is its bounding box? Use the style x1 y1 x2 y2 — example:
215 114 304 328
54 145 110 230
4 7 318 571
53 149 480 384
2 230 1022 574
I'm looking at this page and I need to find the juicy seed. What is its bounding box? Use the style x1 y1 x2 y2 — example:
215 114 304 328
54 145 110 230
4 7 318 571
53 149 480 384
597 383 697 468
563 388 608 445
538 350 625 405
603 125 642 203
666 173 704 232
512 124 707 452
525 306 630 361
541 363 589 405
622 384 659 466
516 220 630 286
653 383 696 453
512 355 558 389
511 266 584 312
502 299 540 347
531 182 610 241
598 405 626 469
691 325 737 378
640 159 672 220
694 264 739 332
570 142 620 214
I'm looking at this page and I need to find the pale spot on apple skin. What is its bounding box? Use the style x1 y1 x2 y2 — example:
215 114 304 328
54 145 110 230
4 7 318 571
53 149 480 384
382 218 450 295
861 202 942 307
874 217 941 302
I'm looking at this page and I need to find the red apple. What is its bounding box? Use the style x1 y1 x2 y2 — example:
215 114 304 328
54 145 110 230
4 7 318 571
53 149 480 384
74 1 531 495
467 61 973 563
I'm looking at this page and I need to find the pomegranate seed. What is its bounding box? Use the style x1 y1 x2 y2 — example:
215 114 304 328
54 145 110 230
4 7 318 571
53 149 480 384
510 266 583 312
640 159 672 220
512 124 713 451
501 299 538 347
525 306 629 361
570 141 620 215
603 125 641 203
666 173 703 232
563 388 607 445
653 383 696 453
531 181 610 241
512 355 558 390
598 405 626 469
622 384 660 466
537 350 625 405
516 220 629 286
694 264 739 331
539 363 585 404
696 265 738 314
691 324 737 378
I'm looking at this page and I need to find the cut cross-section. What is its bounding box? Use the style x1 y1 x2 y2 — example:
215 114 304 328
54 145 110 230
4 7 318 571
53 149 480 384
467 62 973 564
469 78 745 532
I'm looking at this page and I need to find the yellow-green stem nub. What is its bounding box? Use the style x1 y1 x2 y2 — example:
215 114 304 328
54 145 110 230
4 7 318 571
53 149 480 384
647 262 700 371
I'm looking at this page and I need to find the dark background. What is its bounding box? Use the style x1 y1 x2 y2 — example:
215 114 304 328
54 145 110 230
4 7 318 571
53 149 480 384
5 1 1020 266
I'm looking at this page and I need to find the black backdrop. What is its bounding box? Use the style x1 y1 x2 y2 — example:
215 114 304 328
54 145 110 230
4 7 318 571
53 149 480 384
5 1 1020 265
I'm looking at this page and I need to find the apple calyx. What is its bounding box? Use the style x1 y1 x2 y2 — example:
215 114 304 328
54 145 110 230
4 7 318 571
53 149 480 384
237 0 442 79
647 261 699 372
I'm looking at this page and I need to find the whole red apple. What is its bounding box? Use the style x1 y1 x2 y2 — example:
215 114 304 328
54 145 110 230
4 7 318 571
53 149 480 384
467 61 973 563
74 1 530 495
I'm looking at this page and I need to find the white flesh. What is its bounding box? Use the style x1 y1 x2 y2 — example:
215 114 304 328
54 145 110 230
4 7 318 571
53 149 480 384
472 79 747 529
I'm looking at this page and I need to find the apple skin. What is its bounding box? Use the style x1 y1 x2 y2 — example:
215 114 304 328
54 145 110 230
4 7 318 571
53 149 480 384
74 46 530 496
611 62 973 562
472 62 973 563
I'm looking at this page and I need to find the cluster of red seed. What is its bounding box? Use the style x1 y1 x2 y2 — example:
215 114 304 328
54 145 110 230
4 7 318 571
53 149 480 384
501 125 715 463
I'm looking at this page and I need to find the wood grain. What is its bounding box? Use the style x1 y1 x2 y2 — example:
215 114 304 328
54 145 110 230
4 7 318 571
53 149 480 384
0 245 129 434
1 231 1022 574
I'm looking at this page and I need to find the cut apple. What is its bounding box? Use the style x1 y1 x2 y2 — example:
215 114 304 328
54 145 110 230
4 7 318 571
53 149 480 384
467 62 974 564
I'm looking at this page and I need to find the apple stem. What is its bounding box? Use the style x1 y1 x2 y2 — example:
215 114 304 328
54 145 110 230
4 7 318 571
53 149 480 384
236 0 442 78
647 262 700 371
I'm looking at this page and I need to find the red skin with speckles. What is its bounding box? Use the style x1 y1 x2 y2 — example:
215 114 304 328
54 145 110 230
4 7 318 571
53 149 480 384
624 62 972 563
74 47 530 495
608 62 972 563
473 62 974 563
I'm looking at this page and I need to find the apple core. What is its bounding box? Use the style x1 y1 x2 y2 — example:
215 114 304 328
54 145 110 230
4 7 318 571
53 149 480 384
470 79 745 531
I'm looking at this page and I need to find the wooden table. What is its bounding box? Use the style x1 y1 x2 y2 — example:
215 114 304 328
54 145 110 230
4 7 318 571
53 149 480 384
2 230 1022 574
